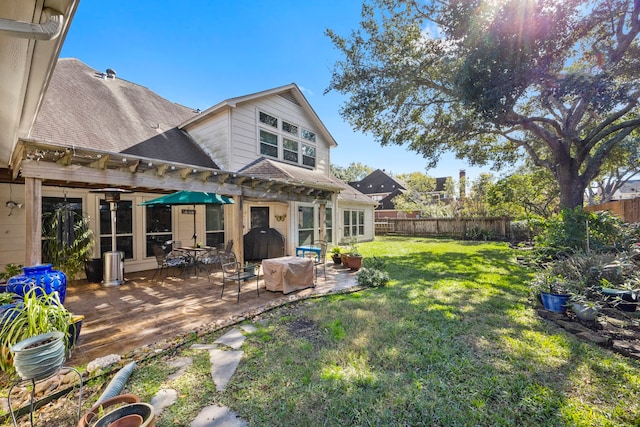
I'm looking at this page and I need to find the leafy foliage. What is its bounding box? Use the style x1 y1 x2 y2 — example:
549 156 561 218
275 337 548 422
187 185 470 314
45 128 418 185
330 162 374 182
534 208 628 260
326 0 640 208
0 288 73 372
42 206 94 280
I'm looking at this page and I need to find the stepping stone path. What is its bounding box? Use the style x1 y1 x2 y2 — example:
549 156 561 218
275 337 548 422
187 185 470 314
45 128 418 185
150 325 258 426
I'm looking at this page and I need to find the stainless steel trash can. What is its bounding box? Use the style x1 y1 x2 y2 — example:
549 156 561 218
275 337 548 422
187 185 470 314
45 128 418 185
102 251 124 287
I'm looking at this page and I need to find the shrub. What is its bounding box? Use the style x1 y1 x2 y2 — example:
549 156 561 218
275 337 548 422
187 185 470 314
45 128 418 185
357 267 390 288
465 226 495 241
534 208 627 261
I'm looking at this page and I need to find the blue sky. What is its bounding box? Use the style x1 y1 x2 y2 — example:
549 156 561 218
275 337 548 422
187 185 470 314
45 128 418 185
60 0 493 181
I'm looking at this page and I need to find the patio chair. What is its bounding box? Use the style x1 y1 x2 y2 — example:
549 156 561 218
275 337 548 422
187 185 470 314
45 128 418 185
195 240 235 281
308 240 327 282
152 245 189 282
220 252 259 303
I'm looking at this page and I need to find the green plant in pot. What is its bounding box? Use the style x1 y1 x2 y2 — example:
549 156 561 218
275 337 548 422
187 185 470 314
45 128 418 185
42 205 94 281
345 239 363 271
330 246 344 264
0 287 73 375
529 271 576 313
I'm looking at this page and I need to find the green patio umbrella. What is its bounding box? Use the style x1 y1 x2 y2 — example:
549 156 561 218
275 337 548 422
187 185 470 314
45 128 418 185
139 191 234 247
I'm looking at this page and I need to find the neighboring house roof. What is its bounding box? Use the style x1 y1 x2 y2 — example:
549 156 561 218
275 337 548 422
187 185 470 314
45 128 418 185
617 179 640 194
378 189 405 210
240 158 376 205
348 169 406 195
179 83 338 148
612 179 640 200
30 58 218 169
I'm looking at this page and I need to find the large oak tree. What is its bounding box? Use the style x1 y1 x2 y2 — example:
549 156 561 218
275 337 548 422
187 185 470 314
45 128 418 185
326 0 640 208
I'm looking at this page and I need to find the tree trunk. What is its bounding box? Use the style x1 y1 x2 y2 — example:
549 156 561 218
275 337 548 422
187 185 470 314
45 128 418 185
555 161 587 209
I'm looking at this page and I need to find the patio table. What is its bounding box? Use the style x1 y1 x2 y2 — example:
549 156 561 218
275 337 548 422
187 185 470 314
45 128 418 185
261 256 314 294
178 246 210 275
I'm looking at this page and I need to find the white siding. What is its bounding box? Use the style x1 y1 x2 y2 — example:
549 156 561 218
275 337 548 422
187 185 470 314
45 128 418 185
228 95 332 175
337 201 375 244
186 111 231 170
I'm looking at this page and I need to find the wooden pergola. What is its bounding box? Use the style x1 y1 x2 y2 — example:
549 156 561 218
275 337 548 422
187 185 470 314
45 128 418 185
7 139 341 265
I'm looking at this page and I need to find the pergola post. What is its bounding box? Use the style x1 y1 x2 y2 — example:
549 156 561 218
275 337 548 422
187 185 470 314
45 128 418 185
24 177 42 266
231 193 244 265
319 202 326 243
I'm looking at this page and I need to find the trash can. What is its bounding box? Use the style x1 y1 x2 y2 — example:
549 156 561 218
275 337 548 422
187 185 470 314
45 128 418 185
102 251 124 287
84 258 103 283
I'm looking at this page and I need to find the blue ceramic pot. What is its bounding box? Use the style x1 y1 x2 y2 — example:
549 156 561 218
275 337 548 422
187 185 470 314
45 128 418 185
6 264 67 304
540 292 570 313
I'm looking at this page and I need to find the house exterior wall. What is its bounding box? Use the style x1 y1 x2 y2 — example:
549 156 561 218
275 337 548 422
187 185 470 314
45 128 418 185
187 95 331 176
184 110 231 170
0 183 241 275
337 200 375 245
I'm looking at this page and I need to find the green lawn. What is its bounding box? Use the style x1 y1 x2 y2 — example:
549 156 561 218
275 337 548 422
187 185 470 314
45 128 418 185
216 238 640 426
130 237 640 426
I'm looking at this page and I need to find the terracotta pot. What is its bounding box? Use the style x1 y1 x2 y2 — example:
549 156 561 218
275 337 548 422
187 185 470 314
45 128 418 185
77 393 141 427
346 255 363 271
93 403 155 427
108 413 144 427
340 253 350 266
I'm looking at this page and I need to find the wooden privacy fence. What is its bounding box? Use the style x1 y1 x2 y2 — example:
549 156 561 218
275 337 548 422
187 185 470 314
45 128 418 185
375 217 511 239
585 198 640 223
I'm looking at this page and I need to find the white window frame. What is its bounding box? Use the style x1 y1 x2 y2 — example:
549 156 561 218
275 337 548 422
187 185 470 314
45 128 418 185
343 209 365 239
256 109 316 168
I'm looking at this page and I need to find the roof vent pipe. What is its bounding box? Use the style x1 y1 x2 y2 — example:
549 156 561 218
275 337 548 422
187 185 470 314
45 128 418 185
0 8 63 40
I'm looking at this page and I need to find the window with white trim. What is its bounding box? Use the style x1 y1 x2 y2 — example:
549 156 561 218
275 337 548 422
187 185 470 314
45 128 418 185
260 129 278 158
257 110 316 168
343 209 365 238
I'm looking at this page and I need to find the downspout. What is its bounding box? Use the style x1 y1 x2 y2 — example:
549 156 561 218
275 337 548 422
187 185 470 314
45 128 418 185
0 8 63 40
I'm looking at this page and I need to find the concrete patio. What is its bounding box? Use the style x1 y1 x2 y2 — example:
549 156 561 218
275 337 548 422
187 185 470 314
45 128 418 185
64 261 359 367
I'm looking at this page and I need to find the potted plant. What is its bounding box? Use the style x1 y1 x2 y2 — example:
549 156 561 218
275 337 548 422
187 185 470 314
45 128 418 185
330 246 344 265
0 287 74 374
529 272 574 313
345 240 363 271
42 205 94 282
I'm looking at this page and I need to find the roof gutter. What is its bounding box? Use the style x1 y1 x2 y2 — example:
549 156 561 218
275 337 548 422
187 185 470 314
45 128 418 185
0 8 63 40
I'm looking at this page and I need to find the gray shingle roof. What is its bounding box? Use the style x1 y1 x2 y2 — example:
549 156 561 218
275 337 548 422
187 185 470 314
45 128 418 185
30 58 217 169
239 158 376 205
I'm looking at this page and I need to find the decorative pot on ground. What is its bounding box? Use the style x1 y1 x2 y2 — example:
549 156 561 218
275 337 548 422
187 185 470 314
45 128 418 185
78 393 141 427
10 331 65 381
346 254 363 271
601 287 637 312
93 402 155 427
331 254 342 265
6 264 67 304
340 253 350 266
540 292 570 313
571 302 598 321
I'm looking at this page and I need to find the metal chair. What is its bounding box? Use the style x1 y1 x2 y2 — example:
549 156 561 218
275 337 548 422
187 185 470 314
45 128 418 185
196 240 235 282
220 252 259 302
310 240 327 281
152 245 189 282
